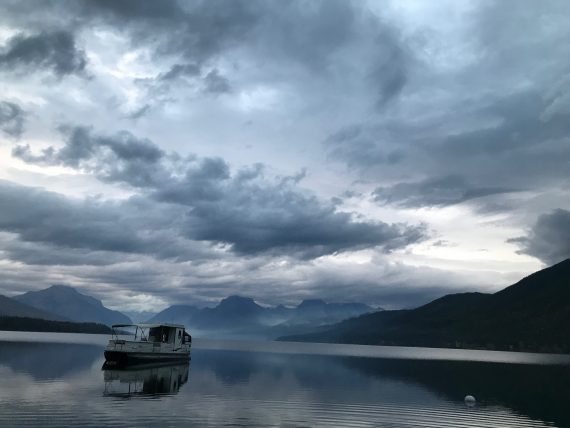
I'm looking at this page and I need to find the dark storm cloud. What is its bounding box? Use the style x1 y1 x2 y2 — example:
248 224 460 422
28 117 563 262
77 0 259 67
373 175 517 208
158 63 201 82
2 1 412 125
0 238 135 267
327 89 570 210
13 126 166 187
181 182 427 258
436 92 570 159
368 31 409 108
321 0 570 213
420 92 570 192
0 180 217 266
0 100 25 137
245 0 410 106
203 69 231 94
0 31 86 77
13 127 428 258
509 209 570 265
127 104 151 120
0 180 149 254
0 0 255 76
326 124 406 169
0 0 409 107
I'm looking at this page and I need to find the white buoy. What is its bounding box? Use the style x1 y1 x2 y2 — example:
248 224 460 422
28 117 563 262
464 395 476 407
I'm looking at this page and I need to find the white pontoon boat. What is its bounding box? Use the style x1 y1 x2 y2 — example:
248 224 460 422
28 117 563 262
104 323 191 366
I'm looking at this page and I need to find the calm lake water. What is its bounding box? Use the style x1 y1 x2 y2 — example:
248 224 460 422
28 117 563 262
0 331 569 427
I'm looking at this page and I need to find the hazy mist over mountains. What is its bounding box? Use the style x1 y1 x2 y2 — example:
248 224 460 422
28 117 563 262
0 285 374 339
283 258 570 353
150 295 374 339
0 257 568 351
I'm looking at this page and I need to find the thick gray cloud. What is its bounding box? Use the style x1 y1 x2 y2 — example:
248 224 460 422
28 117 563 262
0 0 563 309
0 100 25 137
0 180 154 254
203 69 231 94
158 64 201 82
322 0 570 213
11 126 428 258
510 209 570 265
0 180 220 266
78 0 258 65
0 0 409 108
0 31 86 77
327 90 570 212
325 123 409 169
13 126 166 187
373 175 517 208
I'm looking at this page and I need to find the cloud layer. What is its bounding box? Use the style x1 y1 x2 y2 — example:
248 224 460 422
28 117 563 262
11 126 427 258
0 31 86 77
510 209 570 265
0 101 24 137
0 0 567 310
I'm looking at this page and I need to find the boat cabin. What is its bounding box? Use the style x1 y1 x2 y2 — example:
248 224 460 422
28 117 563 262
111 323 191 346
105 323 191 366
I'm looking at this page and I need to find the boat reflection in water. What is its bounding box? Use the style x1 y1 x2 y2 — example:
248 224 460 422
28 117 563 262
103 362 190 397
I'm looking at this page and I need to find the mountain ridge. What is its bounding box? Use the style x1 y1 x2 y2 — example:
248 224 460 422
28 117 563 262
279 259 570 353
14 285 132 326
0 294 66 321
149 295 375 339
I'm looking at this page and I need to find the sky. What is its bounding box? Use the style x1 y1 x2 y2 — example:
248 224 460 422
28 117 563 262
0 0 569 313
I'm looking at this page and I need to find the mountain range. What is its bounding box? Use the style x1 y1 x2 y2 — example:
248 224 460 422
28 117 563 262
280 258 570 353
149 296 375 339
0 294 66 321
13 285 132 326
0 285 373 338
2 259 568 351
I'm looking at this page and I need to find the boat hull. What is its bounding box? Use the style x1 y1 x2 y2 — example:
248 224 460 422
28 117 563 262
104 350 190 367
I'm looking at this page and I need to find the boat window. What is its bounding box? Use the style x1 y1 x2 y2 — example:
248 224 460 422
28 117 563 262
148 327 161 343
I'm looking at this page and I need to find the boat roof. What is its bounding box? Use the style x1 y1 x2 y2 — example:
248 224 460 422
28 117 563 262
111 323 185 329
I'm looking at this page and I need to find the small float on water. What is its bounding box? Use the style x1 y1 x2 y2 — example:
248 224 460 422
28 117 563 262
104 323 191 366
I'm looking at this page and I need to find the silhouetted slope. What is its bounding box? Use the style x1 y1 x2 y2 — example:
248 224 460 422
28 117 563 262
286 299 374 326
0 295 65 321
148 305 200 325
196 296 264 328
14 285 131 326
0 316 111 334
281 259 570 353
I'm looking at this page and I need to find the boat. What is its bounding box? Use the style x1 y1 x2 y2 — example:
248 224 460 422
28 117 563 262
104 323 191 366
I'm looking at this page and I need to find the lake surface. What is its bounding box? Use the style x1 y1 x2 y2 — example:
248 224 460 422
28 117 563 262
0 331 569 427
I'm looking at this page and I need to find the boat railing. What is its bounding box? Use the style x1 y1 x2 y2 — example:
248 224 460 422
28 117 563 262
110 324 149 343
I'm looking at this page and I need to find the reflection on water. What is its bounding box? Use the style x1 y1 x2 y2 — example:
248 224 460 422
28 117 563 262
0 340 101 380
0 332 568 427
103 363 189 397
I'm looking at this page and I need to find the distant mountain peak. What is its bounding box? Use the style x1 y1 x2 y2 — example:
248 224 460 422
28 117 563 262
14 285 131 326
218 295 261 311
221 295 255 302
298 299 327 308
219 295 256 304
279 259 570 353
47 284 78 292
